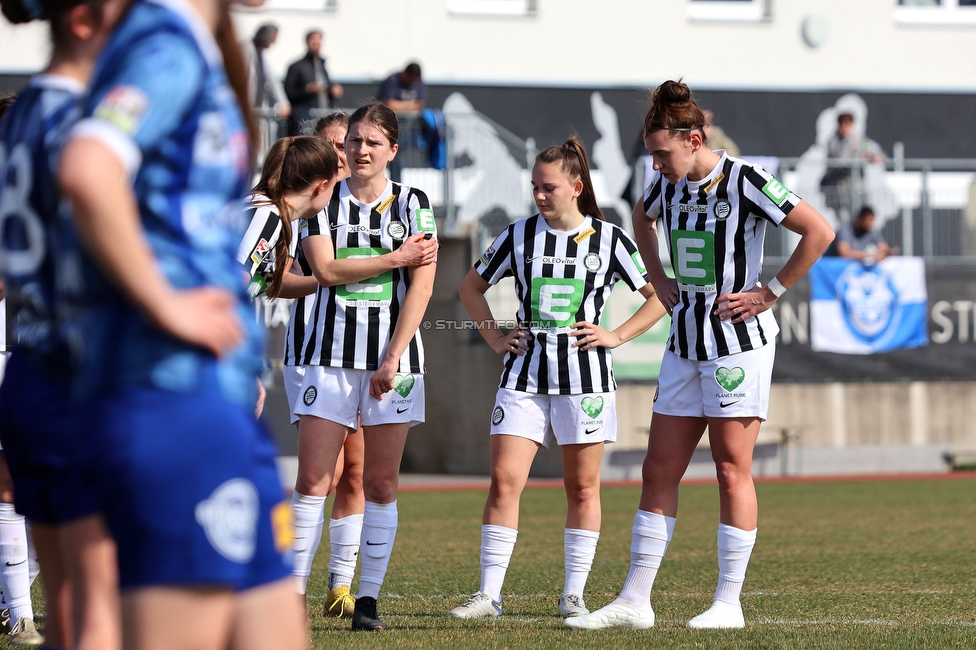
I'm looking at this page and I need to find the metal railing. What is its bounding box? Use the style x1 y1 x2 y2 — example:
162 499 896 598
770 153 976 260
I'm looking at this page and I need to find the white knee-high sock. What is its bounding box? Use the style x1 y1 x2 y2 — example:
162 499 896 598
290 492 326 595
619 510 676 604
563 528 599 597
479 524 517 603
358 501 398 600
713 524 757 607
0 503 32 625
328 514 363 590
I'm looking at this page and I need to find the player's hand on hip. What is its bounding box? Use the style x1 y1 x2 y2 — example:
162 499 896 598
571 321 620 350
157 287 243 357
715 285 776 323
652 276 679 316
492 327 532 356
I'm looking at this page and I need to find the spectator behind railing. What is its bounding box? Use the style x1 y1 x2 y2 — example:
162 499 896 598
285 30 344 136
377 62 427 112
820 111 885 221
827 205 900 262
241 23 290 161
702 109 739 156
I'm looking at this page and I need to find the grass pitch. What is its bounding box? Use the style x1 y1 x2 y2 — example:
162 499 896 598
306 476 976 649
6 475 976 648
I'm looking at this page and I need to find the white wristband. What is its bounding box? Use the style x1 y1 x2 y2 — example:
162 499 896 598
767 277 787 298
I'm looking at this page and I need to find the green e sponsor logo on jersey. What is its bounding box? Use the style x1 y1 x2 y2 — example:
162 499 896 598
631 251 647 275
415 208 436 233
531 278 585 327
336 247 393 302
670 230 716 292
762 177 790 207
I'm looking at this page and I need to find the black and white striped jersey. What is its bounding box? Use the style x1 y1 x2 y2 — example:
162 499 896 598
476 215 649 395
297 179 435 373
236 193 315 367
237 194 286 291
642 151 799 360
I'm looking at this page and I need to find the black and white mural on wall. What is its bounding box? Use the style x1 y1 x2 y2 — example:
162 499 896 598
336 82 976 243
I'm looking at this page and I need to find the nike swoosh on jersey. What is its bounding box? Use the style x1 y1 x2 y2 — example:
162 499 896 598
720 400 740 408
584 427 600 435
396 407 409 414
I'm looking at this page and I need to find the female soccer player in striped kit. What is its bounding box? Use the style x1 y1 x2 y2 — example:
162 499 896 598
58 0 307 646
292 103 438 631
567 80 833 631
237 128 431 620
0 3 128 647
449 138 665 620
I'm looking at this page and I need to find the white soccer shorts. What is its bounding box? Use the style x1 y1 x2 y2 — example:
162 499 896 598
489 387 617 448
653 342 775 420
293 366 425 429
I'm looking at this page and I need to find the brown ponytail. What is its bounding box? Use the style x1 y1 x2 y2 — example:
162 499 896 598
536 136 604 221
252 136 339 297
215 6 259 169
643 79 708 146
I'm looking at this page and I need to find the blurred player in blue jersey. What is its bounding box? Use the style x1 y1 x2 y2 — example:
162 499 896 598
0 97 44 647
0 0 130 646
58 0 305 646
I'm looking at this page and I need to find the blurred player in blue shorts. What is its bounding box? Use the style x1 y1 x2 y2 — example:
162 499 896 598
58 0 304 646
0 0 129 645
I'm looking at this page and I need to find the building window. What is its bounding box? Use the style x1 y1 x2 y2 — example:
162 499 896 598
262 0 336 12
447 0 537 17
896 0 976 25
687 0 769 22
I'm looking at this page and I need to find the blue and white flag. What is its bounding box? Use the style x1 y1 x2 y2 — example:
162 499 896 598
810 257 928 354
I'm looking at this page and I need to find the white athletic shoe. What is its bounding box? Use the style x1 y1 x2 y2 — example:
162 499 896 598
563 597 654 630
686 600 745 629
448 592 502 619
558 593 589 617
9 617 44 645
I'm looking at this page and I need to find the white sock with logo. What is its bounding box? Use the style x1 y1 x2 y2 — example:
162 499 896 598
358 501 398 600
290 492 326 595
0 503 32 625
563 528 600 597
328 514 363 590
713 524 757 607
618 510 676 604
479 524 517 603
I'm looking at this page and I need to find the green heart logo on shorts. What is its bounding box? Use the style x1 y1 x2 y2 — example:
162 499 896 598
393 374 415 398
715 367 745 392
580 396 604 419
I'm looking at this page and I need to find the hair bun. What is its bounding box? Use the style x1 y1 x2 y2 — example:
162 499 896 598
653 79 692 106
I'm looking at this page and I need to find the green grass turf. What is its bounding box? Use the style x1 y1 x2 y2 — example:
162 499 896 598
5 477 976 648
